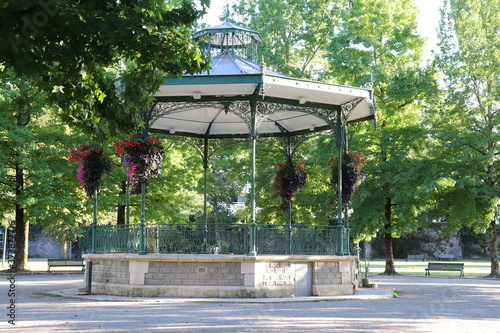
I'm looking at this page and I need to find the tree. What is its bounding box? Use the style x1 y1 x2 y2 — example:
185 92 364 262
325 0 434 274
431 0 500 277
176 138 250 223
0 0 210 135
0 71 89 270
132 138 205 224
233 0 341 78
0 1 211 270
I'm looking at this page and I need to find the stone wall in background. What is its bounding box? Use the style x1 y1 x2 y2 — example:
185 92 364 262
28 234 62 258
407 224 463 259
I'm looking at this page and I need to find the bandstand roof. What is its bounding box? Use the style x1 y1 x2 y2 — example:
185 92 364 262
150 22 375 139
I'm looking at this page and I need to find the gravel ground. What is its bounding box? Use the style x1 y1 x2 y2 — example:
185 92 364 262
1 272 500 332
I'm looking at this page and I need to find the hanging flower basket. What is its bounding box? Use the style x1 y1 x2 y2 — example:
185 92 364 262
330 152 367 207
67 144 113 197
273 160 307 212
114 135 165 194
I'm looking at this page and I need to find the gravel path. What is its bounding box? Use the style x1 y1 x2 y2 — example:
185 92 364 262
1 273 500 332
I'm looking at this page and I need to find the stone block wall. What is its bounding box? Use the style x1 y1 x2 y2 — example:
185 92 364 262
144 262 244 286
313 261 342 285
312 260 355 296
84 254 357 298
92 260 129 284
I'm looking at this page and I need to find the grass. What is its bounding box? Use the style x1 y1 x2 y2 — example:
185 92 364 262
2 258 495 278
361 259 493 277
36 292 63 298
0 258 86 273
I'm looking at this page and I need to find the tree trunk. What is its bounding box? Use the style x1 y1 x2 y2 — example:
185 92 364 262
383 197 398 275
117 204 126 225
13 165 28 271
117 181 127 224
488 218 500 277
383 225 398 275
61 233 68 259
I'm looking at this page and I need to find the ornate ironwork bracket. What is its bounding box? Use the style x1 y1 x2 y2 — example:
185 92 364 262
147 101 254 135
275 121 311 161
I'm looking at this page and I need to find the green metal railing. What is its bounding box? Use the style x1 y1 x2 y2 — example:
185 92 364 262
79 223 342 255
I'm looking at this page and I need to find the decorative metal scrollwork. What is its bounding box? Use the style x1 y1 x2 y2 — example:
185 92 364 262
341 97 363 114
361 81 373 89
150 100 254 134
225 100 252 128
259 82 272 95
257 101 340 130
275 122 312 159
146 101 225 126
149 96 368 138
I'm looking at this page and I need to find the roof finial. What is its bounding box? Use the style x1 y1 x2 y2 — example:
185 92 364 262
225 3 230 22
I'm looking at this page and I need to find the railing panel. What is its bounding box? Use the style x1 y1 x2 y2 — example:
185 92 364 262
78 228 92 254
290 225 337 255
95 225 141 253
205 223 248 254
256 225 289 254
79 223 339 255
154 225 204 254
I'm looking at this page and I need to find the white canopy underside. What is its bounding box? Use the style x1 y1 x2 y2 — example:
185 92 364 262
151 54 374 137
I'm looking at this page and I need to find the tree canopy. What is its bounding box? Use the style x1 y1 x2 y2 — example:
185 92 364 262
322 0 436 274
429 0 500 276
0 0 211 270
233 0 341 78
0 0 210 136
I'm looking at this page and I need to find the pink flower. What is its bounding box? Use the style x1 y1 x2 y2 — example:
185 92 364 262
76 164 85 187
123 162 138 182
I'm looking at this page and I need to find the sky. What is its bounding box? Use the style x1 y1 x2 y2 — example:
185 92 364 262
200 0 445 56
416 0 444 55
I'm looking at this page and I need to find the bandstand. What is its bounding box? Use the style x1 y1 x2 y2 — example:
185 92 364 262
83 22 375 298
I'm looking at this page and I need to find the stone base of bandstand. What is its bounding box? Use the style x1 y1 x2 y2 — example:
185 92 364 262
82 254 358 298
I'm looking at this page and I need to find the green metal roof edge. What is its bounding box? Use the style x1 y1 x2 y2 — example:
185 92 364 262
154 95 252 103
161 74 263 86
161 73 373 98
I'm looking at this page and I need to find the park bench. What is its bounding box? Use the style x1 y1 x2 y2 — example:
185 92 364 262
47 258 85 272
438 254 457 260
425 262 464 277
406 254 425 261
